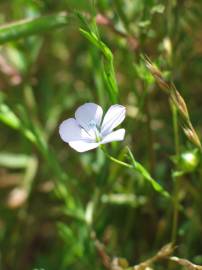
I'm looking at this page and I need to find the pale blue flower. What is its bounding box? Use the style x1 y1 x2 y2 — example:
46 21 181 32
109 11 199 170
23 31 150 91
59 103 126 152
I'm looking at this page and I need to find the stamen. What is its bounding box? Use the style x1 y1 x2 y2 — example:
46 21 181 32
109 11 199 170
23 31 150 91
88 120 102 142
88 120 97 129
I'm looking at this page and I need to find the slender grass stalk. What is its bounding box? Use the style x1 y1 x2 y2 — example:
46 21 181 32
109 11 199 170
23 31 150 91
171 103 180 244
171 104 180 156
171 173 180 244
145 93 155 174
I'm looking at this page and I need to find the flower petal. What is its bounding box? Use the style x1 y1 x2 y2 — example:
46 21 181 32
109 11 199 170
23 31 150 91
101 105 126 136
75 103 103 131
59 118 92 143
101 129 125 144
69 140 99 152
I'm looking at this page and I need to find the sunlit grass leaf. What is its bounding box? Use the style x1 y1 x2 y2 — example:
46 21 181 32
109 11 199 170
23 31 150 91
0 152 31 169
138 20 151 28
101 193 147 207
0 103 36 144
0 12 70 44
151 4 165 14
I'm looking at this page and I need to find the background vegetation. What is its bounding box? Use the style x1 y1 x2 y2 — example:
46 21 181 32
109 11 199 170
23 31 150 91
0 1 202 269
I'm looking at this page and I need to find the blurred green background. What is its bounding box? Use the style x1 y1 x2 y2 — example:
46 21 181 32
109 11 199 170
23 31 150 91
0 0 202 269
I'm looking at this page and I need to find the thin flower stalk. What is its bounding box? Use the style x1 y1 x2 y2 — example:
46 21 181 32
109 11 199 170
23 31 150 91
101 145 169 198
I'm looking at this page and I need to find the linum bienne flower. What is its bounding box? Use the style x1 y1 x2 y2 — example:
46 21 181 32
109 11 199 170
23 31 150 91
59 103 126 152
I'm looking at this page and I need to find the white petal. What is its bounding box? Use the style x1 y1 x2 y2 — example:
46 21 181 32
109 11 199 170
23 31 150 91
101 105 126 136
59 118 92 143
69 140 99 152
101 129 125 144
75 103 103 131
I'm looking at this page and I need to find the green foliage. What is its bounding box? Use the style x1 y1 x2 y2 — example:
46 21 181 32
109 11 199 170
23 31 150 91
127 147 170 198
0 1 202 270
0 13 70 44
78 13 119 103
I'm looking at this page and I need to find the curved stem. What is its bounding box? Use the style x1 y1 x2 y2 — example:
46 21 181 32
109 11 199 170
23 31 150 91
100 145 132 169
101 145 170 198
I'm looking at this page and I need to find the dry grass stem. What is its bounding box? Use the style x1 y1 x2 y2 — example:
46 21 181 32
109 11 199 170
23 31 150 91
169 256 202 270
132 243 174 270
145 57 201 150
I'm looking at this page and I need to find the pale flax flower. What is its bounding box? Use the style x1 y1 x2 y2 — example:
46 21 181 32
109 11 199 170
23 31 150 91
59 103 126 152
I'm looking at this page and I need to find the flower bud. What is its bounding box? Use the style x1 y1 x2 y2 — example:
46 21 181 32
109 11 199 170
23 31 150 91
178 149 200 173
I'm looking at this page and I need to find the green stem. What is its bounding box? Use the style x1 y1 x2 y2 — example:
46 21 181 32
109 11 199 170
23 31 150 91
171 103 180 244
101 146 170 198
172 104 180 156
145 93 155 175
171 173 180 244
100 145 132 169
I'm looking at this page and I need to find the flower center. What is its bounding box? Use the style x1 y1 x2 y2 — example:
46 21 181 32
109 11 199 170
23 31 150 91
88 120 101 142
